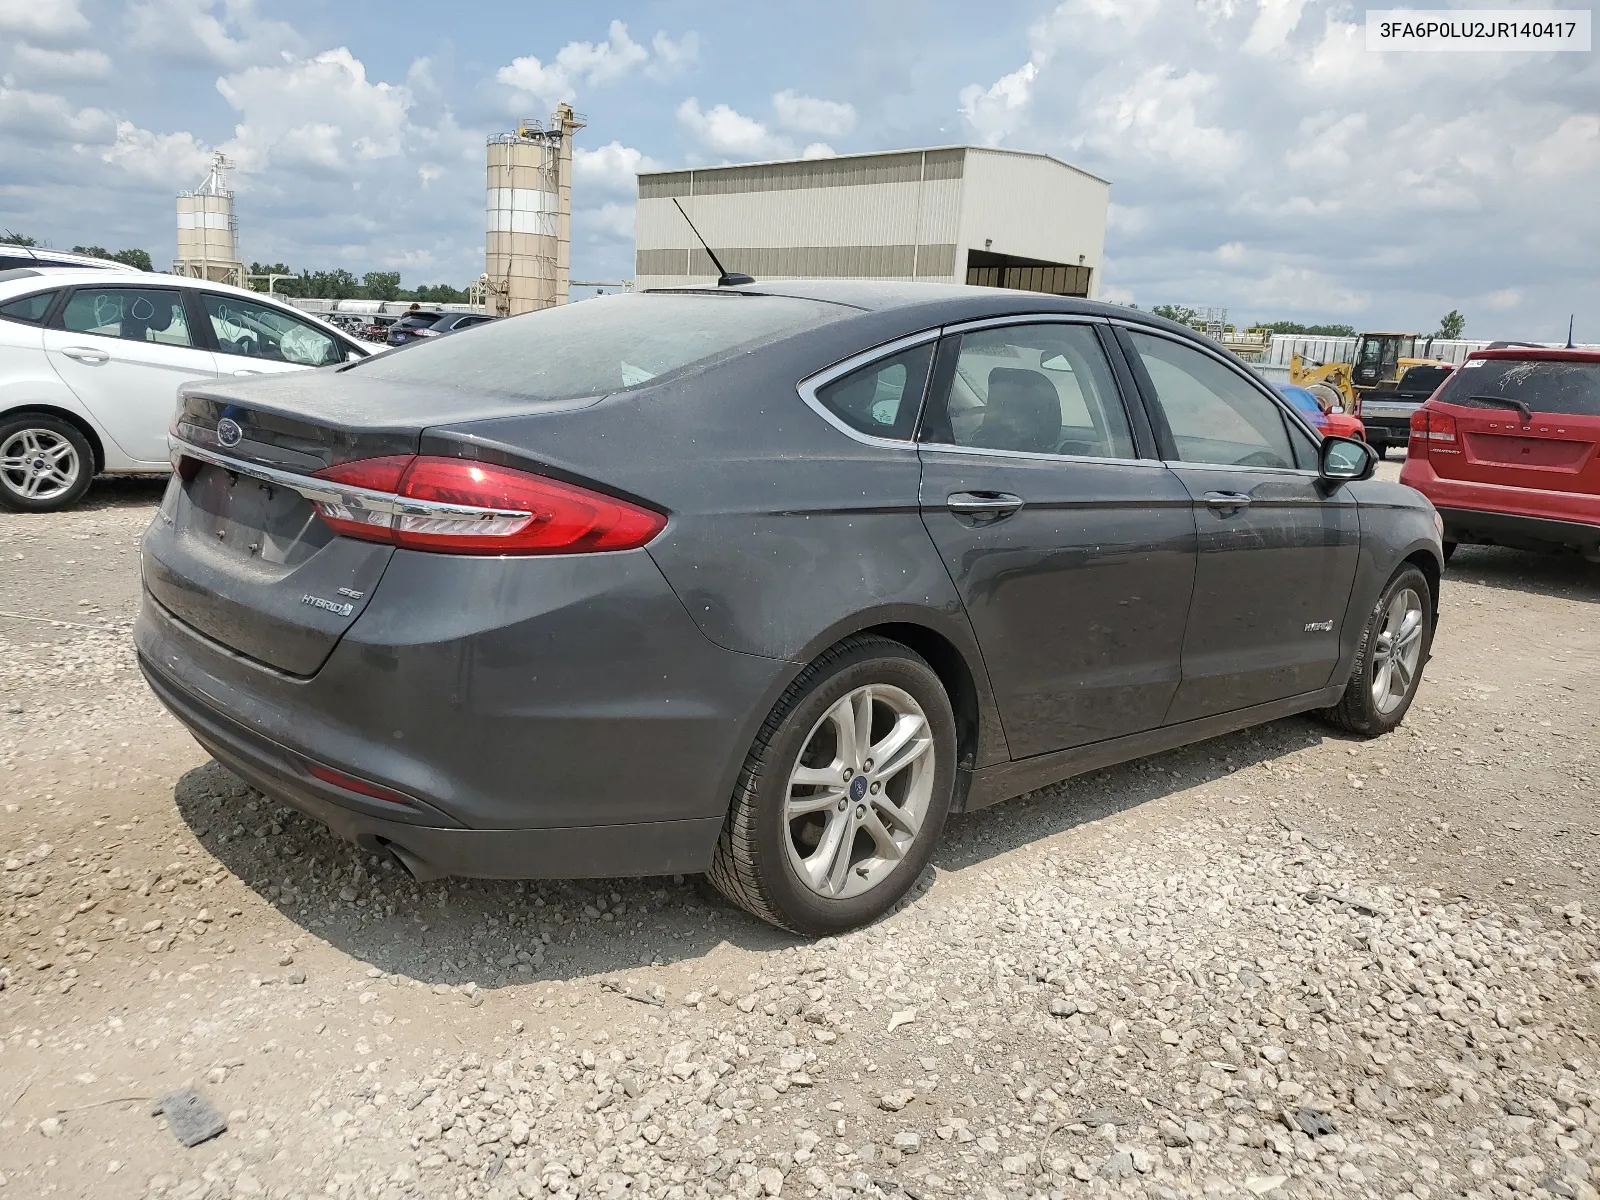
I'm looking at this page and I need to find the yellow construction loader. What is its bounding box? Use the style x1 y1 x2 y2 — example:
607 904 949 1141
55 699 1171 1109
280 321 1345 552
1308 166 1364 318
1290 332 1455 458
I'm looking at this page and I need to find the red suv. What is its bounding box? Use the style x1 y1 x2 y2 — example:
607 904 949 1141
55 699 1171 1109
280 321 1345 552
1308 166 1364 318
1400 346 1600 562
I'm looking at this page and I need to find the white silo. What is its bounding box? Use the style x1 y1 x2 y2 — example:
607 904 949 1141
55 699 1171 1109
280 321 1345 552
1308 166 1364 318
175 153 244 287
485 103 584 316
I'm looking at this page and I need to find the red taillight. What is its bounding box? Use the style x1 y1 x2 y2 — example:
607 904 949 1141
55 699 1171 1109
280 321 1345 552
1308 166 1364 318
1417 408 1457 448
310 455 666 555
306 762 412 806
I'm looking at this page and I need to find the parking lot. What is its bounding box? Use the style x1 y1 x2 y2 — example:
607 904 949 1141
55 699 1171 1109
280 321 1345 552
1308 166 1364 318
2 467 1598 1200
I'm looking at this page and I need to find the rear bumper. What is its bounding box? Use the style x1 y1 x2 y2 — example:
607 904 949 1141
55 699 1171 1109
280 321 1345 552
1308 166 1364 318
134 547 793 879
1399 456 1600 552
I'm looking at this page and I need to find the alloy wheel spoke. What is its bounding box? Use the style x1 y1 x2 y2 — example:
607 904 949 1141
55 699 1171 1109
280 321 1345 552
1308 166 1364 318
791 763 846 788
858 808 904 861
1393 654 1413 690
851 688 874 769
872 795 921 840
788 787 845 817
823 695 862 772
870 712 930 781
823 812 858 894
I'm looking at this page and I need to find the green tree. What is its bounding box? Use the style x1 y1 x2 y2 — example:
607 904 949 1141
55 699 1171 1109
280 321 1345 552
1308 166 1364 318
247 262 299 295
302 269 362 300
363 271 401 301
1248 321 1358 337
410 283 467 304
72 246 153 270
1 231 37 246
1151 304 1200 327
1435 310 1465 340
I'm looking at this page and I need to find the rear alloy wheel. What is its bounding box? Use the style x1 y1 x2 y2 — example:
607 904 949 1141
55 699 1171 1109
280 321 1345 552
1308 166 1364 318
1317 564 1432 737
0 415 94 513
708 635 956 935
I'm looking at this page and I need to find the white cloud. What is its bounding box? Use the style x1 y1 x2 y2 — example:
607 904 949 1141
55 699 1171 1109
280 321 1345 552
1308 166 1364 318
100 120 214 185
577 201 636 239
1241 0 1307 56
497 20 693 111
676 98 792 159
9 44 111 81
772 90 855 138
647 31 698 77
1085 66 1245 181
216 48 411 175
126 0 300 67
0 0 89 41
1484 288 1522 311
1216 241 1246 263
801 142 835 160
1516 114 1600 180
958 63 1038 146
0 84 114 142
417 162 443 187
574 141 663 192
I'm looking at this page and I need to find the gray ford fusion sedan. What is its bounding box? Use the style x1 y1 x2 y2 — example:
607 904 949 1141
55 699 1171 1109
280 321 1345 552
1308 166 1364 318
137 282 1444 934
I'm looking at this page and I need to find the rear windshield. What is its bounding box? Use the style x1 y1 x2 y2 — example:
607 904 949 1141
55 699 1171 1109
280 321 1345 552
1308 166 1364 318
1439 358 1600 417
346 293 845 400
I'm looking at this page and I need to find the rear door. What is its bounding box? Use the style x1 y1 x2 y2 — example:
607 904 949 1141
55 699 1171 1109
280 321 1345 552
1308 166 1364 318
1422 355 1600 499
1117 326 1361 723
43 284 221 464
915 317 1197 756
193 290 349 380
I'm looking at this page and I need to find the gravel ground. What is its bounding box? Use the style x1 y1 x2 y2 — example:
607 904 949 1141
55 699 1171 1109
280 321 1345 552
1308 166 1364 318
2 468 1598 1200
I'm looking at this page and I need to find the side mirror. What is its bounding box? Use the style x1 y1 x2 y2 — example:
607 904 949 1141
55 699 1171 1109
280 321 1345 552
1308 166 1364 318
1319 435 1376 483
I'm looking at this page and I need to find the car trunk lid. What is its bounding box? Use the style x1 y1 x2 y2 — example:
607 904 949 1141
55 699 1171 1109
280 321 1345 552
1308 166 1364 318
146 371 602 675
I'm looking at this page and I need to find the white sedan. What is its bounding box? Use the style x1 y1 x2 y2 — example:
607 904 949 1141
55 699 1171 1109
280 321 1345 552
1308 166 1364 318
0 268 369 511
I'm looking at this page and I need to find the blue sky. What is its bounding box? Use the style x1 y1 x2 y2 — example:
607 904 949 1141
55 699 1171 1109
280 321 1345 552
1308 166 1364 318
1 0 1595 337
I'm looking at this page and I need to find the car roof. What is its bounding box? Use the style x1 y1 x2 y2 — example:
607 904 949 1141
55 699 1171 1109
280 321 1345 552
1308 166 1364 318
0 249 140 271
655 279 1202 338
1468 347 1600 364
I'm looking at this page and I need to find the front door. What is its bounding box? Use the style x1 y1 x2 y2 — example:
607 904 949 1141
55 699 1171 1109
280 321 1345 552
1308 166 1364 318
1118 328 1361 723
916 319 1197 758
194 290 347 379
44 284 219 464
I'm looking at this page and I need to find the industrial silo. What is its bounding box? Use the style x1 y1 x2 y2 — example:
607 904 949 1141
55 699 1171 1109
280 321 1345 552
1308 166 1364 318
485 103 584 316
175 153 244 287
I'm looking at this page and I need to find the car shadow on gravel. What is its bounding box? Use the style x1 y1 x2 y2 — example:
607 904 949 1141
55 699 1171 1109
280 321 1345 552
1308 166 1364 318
1445 543 1599 604
172 761 801 992
78 475 169 511
172 712 1320 990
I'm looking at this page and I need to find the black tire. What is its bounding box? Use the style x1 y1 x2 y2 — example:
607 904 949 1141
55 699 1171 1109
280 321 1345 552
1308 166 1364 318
1442 540 1457 563
1373 439 1390 461
0 413 94 513
1316 564 1433 737
707 635 957 935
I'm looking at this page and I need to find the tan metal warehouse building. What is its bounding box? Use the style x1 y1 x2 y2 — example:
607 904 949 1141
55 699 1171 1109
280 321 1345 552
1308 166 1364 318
634 146 1109 298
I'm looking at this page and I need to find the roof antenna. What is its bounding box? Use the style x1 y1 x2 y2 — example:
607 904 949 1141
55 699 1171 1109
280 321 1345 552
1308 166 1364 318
672 199 753 287
1566 314 1576 350
2 231 42 264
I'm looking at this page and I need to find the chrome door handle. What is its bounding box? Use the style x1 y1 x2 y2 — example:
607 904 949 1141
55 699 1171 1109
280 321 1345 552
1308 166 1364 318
947 491 1024 517
60 346 109 364
232 369 265 376
1203 491 1252 510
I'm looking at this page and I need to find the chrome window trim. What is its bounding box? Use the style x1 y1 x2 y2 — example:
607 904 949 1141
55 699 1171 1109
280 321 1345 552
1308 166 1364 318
171 440 532 521
917 442 1164 468
938 312 1109 336
1160 459 1322 479
795 329 941 449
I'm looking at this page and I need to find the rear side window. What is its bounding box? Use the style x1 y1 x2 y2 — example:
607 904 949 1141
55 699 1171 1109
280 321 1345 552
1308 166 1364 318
813 344 933 440
921 322 1136 459
0 291 56 323
346 293 845 400
61 287 193 347
1440 358 1600 418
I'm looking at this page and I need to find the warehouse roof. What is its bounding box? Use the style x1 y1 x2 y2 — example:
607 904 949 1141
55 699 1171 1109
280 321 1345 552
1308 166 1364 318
636 144 1111 188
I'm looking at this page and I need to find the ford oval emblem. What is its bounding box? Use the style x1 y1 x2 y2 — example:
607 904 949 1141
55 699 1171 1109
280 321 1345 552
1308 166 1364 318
216 418 242 447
